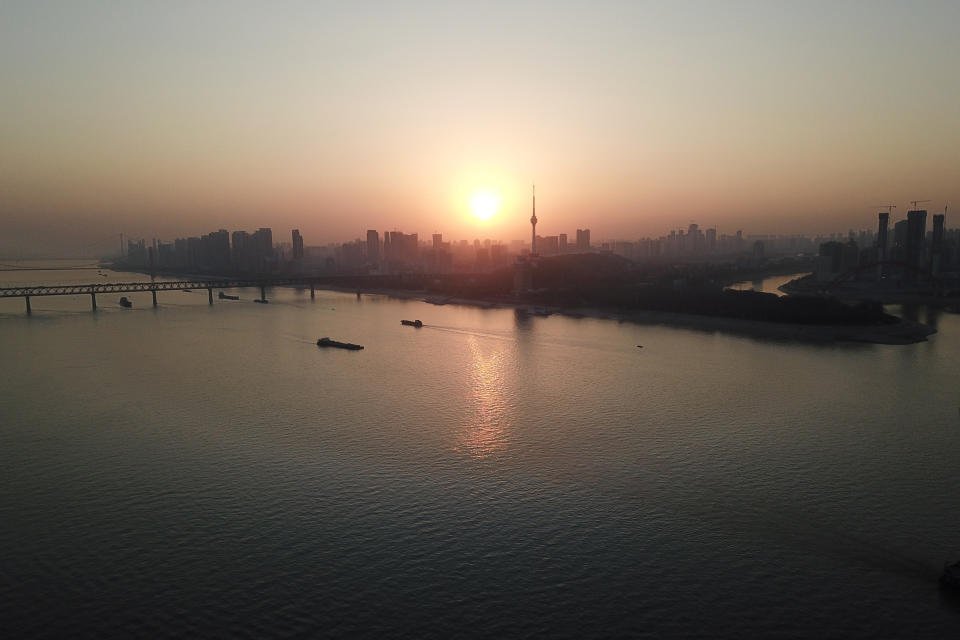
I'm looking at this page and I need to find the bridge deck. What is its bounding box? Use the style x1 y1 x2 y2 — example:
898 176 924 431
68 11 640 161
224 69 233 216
0 279 324 298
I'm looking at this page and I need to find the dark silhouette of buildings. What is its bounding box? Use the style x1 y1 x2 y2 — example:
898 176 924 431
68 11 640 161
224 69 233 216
905 209 927 279
367 230 380 265
576 229 590 252
292 229 304 261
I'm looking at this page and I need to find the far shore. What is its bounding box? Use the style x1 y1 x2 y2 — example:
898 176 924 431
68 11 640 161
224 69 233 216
317 284 936 345
98 265 936 345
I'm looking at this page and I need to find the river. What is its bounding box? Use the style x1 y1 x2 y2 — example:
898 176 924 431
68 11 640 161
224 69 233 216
1 264 959 638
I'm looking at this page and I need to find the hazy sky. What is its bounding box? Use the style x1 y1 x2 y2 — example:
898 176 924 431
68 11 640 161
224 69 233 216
2 0 958 255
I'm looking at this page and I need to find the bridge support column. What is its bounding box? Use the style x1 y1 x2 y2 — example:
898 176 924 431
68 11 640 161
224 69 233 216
208 288 213 305
310 283 315 299
90 292 97 311
25 296 31 315
260 286 266 302
152 290 158 307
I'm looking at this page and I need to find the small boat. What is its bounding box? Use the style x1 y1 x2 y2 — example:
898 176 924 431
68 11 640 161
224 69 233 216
401 319 423 328
317 337 363 350
219 291 239 300
941 560 960 591
253 299 269 304
119 297 132 308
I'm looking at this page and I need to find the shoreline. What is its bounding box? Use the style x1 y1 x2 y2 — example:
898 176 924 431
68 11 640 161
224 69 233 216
779 277 960 307
91 265 936 345
323 285 936 345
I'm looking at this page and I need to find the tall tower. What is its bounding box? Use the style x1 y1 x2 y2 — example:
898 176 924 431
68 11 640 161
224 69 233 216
530 184 538 256
876 212 889 256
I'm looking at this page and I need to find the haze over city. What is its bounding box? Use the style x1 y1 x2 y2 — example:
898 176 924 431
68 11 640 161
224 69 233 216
7 2 960 638
2 1 958 257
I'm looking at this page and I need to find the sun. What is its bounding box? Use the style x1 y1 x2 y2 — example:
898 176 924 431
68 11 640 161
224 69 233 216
468 189 501 221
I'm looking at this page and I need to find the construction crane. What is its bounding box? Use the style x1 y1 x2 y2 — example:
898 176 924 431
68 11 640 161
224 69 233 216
910 199 932 209
874 205 897 214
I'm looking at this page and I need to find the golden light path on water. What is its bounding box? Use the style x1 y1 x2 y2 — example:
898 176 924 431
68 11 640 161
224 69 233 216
458 336 510 459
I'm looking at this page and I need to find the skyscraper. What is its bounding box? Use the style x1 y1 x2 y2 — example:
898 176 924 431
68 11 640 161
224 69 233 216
292 229 304 260
366 230 380 264
576 229 591 252
876 212 889 255
252 227 273 273
905 209 927 278
932 213 945 276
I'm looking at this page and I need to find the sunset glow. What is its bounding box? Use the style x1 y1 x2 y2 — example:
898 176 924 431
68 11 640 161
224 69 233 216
468 189 501 222
0 1 958 254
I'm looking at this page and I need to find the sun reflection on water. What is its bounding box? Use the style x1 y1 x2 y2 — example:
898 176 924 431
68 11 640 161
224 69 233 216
457 337 511 459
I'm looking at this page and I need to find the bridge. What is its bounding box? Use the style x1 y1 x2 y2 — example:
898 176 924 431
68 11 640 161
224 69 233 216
0 277 352 314
0 272 482 315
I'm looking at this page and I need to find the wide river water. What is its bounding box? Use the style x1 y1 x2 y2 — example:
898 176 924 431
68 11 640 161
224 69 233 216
2 264 959 638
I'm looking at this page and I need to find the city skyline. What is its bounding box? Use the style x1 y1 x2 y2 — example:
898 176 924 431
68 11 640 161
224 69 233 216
2 1 959 256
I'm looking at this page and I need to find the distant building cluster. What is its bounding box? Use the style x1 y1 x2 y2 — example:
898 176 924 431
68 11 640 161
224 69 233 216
338 230 531 274
120 225 601 276
123 228 282 275
599 224 825 262
815 209 958 284
119 207 958 282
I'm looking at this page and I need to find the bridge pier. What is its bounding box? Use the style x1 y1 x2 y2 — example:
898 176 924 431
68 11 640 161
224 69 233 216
260 286 266 302
208 288 213 305
25 296 31 315
90 292 97 311
310 283 315 299
152 290 157 307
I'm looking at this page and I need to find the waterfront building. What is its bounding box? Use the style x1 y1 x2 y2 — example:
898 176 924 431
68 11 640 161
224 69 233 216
366 230 380 265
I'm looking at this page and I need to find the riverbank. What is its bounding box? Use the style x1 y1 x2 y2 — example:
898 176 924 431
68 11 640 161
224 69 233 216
102 265 934 344
333 285 935 345
780 274 960 307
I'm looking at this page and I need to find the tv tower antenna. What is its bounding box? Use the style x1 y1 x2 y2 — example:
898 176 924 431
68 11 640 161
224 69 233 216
530 183 538 256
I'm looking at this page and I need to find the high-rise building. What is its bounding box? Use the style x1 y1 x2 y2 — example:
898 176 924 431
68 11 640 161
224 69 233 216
367 230 380 264
576 229 591 252
876 212 889 256
252 228 274 273
905 209 927 278
891 220 908 262
292 229 304 260
432 233 442 250
386 231 418 265
932 213 945 275
199 229 231 270
559 233 568 253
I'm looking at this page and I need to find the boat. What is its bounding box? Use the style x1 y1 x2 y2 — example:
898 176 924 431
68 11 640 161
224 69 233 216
253 298 269 304
941 560 960 591
401 319 423 328
317 337 363 350
119 297 132 308
219 291 239 300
